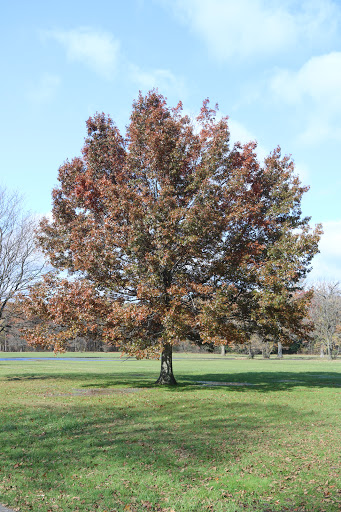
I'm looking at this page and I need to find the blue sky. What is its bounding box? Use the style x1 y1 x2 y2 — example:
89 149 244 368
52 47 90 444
1 0 341 281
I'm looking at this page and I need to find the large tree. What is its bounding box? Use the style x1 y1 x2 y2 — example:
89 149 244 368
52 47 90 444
21 91 321 383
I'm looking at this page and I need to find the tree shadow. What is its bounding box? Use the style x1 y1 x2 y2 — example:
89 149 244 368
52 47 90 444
5 370 341 393
172 370 341 393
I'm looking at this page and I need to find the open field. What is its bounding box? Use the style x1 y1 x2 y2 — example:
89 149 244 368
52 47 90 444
0 354 340 512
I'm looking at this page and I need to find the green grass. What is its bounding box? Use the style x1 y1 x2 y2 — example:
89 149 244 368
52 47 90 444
0 353 340 512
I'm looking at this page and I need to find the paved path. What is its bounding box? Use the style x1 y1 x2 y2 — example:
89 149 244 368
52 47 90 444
0 505 16 512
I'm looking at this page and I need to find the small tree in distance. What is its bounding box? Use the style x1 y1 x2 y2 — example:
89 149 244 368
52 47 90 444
310 282 341 359
21 90 322 384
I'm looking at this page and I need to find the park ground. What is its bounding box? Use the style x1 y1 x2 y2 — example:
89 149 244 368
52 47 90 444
0 353 340 512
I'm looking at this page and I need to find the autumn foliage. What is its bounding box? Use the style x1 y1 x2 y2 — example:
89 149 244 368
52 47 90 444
21 91 322 383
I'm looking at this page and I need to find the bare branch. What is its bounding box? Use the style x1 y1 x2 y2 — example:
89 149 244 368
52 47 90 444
0 186 44 328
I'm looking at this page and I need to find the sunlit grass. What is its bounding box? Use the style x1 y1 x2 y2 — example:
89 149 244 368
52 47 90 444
0 354 340 511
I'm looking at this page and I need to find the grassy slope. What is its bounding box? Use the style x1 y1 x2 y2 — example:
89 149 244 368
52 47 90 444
0 354 340 512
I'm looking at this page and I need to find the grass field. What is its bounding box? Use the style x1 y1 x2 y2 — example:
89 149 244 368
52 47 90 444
0 353 340 512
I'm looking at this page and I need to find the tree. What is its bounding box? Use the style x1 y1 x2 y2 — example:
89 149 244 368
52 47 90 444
21 90 322 383
0 186 42 344
310 282 341 359
277 341 283 359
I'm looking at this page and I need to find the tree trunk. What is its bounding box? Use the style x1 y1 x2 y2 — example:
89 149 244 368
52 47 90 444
320 344 325 358
221 345 226 356
262 341 271 359
247 343 254 359
156 343 177 385
277 341 283 359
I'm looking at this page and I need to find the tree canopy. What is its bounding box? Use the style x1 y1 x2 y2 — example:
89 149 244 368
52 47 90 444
21 91 322 384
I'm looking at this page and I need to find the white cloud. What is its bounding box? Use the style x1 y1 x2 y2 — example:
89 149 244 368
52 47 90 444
27 73 61 104
45 27 120 78
44 27 184 94
166 0 341 60
271 52 341 106
270 52 341 143
308 220 341 282
130 65 186 96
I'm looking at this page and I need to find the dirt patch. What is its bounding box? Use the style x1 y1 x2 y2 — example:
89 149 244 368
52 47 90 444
0 505 17 512
196 380 257 387
71 388 145 395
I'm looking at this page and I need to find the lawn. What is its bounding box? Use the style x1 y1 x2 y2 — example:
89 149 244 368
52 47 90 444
0 353 340 512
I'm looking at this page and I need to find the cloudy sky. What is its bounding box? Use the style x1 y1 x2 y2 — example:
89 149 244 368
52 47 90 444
1 0 340 281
